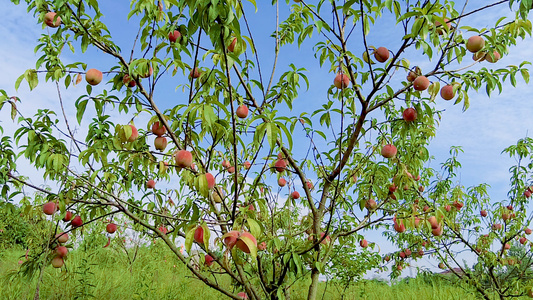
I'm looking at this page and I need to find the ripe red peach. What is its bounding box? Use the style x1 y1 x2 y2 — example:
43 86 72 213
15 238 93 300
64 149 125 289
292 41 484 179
403 108 417 122
151 121 166 136
169 30 181 43
42 202 58 215
274 159 287 172
333 73 350 89
413 76 429 91
374 47 389 63
44 12 61 28
440 85 455 100
236 105 249 119
175 150 193 168
381 144 397 158
106 223 117 234
205 173 215 189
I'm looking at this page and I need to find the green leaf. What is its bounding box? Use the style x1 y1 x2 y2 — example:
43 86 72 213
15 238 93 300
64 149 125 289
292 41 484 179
185 226 196 254
266 123 278 151
123 125 132 141
198 174 209 197
315 261 325 274
15 74 24 91
10 102 17 121
292 252 303 275
521 68 530 84
76 99 88 124
201 223 210 250
247 218 261 238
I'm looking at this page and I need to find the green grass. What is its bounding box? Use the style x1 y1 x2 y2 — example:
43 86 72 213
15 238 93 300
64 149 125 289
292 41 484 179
0 244 232 300
0 244 524 300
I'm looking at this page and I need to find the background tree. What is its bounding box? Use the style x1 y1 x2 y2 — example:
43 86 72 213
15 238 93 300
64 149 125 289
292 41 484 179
1 0 533 299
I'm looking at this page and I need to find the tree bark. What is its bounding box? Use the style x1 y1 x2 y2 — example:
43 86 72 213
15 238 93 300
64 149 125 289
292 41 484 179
307 268 320 300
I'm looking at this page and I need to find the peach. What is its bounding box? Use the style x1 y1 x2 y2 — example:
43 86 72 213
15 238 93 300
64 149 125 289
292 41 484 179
44 12 61 28
236 232 257 253
432 226 443 236
122 125 138 142
190 67 200 78
56 246 68 257
319 232 330 245
85 69 103 86
169 30 181 43
435 18 451 35
406 71 417 82
51 256 64 268
205 173 215 189
440 85 455 100
212 187 225 203
403 108 417 121
194 226 204 244
237 292 248 300
122 74 136 87
175 150 193 168
428 216 439 229
394 221 406 233
274 159 287 172
466 36 485 53
154 136 167 151
334 73 350 89
146 179 156 189
228 38 237 52
151 121 166 136
381 144 397 158
56 232 68 243
71 216 83 227
374 47 389 63
223 230 240 249
106 223 117 233
258 241 267 251
42 202 57 215
236 105 249 118
486 51 501 63
205 254 214 266
413 76 429 91
63 211 73 222
472 51 486 62
365 199 377 210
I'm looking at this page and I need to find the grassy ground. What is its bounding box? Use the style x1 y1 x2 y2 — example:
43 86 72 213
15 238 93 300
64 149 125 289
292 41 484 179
0 244 508 299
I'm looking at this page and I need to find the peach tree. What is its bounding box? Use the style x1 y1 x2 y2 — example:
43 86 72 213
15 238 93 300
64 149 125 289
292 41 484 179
0 0 532 299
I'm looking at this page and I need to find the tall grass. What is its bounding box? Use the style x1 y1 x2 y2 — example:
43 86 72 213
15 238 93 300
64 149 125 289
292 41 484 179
1 245 527 299
1 243 232 300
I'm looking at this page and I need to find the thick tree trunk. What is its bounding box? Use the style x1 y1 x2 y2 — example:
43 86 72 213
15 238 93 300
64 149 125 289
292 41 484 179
307 268 320 300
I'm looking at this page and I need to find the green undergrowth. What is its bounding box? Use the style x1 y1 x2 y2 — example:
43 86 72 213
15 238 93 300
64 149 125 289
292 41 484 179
0 244 524 300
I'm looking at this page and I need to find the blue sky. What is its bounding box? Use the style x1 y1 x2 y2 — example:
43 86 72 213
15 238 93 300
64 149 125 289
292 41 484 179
1 0 533 278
